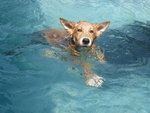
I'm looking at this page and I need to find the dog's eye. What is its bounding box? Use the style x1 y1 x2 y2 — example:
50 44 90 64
89 30 94 33
77 29 82 32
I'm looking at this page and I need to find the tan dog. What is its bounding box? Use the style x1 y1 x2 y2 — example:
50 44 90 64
43 18 110 87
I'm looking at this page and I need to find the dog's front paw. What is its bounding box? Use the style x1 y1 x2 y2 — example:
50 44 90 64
86 74 104 87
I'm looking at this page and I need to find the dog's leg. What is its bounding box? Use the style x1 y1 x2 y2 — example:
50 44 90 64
90 44 106 63
97 51 106 63
95 47 106 63
81 61 104 87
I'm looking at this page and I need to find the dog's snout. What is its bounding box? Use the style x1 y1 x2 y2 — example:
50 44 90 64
79 37 92 47
82 38 90 45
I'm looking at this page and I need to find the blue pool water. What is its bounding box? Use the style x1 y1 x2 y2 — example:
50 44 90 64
0 0 150 113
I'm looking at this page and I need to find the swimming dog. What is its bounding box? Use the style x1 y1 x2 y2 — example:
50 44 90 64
42 18 110 87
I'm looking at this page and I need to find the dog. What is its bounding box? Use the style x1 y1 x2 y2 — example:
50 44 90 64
42 18 110 87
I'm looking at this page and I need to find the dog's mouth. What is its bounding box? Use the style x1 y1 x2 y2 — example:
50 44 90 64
76 45 91 52
80 44 92 48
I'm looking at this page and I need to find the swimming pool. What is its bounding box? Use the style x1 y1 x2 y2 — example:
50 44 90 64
0 0 150 113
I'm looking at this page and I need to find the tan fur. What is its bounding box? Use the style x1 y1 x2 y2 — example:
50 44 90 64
42 18 110 87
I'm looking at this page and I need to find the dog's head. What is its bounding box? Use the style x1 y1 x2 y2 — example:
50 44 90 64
60 18 110 47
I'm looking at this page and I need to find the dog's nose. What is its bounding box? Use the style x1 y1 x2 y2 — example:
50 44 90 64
82 38 90 45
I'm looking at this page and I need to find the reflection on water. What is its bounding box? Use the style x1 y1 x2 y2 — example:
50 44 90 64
0 0 150 113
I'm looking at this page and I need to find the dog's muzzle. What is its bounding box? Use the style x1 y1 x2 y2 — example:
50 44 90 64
80 37 92 47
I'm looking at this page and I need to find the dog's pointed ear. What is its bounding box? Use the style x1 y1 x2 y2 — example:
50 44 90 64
60 18 75 34
94 21 110 37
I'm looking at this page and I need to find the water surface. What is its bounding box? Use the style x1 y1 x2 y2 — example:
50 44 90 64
0 0 150 113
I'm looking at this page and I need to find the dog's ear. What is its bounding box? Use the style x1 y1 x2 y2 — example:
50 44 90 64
60 18 75 34
94 21 110 37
